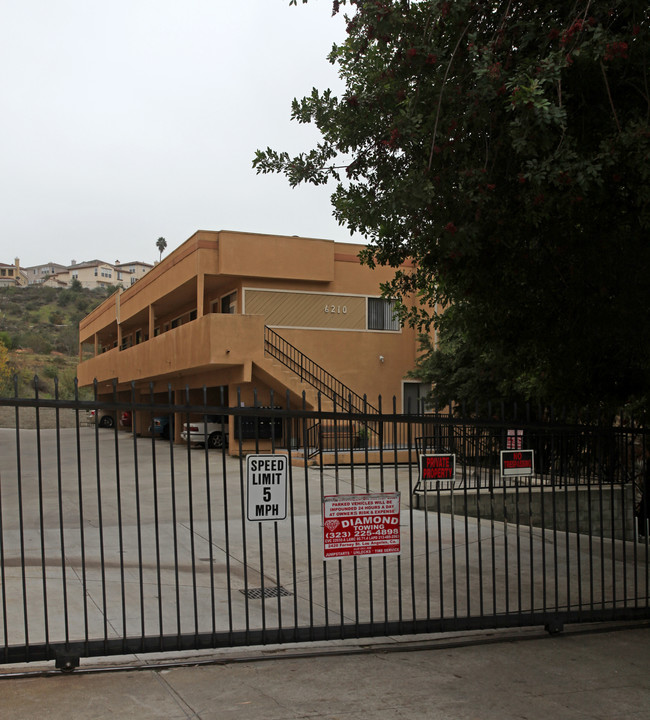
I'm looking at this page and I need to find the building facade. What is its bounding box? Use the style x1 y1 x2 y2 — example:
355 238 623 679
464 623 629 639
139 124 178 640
23 262 68 285
77 230 429 451
115 260 154 287
0 260 28 287
23 259 153 289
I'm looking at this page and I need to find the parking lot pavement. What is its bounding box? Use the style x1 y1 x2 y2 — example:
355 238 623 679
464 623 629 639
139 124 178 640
2 624 650 720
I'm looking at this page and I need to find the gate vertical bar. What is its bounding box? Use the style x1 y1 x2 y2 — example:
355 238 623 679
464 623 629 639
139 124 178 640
73 380 90 649
34 380 50 650
92 379 109 650
53 379 70 646
131 383 145 645
149 384 164 646
220 384 234 641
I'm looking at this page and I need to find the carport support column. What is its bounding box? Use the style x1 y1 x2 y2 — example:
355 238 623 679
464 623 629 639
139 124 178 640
196 273 205 318
149 305 155 341
174 388 183 443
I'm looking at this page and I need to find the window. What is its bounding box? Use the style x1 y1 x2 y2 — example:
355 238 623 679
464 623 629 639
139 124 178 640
368 298 399 331
189 309 197 321
221 292 237 314
403 381 431 413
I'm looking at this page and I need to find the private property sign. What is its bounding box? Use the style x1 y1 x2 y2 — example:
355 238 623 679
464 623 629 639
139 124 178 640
246 454 287 522
500 449 534 478
419 454 456 482
323 492 401 560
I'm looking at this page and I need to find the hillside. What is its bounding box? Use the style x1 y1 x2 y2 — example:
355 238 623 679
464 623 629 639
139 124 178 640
0 283 114 399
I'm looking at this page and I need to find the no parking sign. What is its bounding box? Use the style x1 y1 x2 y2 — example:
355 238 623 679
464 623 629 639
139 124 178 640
323 492 401 560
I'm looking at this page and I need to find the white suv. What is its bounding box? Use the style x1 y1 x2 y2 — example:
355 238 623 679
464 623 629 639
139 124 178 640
181 415 229 449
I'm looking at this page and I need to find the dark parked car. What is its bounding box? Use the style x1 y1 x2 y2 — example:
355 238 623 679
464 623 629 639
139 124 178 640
149 415 173 439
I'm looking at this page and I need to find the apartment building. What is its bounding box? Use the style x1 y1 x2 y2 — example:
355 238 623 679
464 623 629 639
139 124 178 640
0 259 28 287
23 262 67 285
77 230 429 452
115 260 154 287
23 259 153 289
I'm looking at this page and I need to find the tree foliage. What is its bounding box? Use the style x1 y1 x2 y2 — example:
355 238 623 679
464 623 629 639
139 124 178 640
255 0 650 412
156 236 167 261
0 342 12 395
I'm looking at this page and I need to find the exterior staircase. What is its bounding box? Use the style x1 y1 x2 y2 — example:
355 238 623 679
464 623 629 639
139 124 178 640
259 327 381 463
262 327 380 415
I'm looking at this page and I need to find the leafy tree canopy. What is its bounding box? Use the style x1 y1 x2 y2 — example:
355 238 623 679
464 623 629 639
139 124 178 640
255 0 650 413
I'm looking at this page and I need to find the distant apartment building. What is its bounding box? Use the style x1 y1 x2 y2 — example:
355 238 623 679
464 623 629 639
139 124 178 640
114 260 154 287
23 262 68 285
0 259 28 287
21 259 154 290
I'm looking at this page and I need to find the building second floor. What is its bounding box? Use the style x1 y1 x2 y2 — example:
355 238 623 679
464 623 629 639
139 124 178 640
77 230 428 407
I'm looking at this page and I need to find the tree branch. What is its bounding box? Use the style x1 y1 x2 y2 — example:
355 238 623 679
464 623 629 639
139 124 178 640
600 61 621 133
428 23 470 171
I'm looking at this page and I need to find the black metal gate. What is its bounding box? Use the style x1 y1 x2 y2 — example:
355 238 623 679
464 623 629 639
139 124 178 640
0 388 648 669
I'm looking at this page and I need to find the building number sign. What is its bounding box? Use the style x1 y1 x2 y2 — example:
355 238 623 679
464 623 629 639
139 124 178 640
324 304 347 314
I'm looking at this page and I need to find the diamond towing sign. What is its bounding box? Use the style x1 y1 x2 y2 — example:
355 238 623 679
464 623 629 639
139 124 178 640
323 492 401 560
246 454 288 522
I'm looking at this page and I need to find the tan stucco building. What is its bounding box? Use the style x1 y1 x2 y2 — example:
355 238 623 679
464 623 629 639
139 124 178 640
77 230 429 451
0 259 28 287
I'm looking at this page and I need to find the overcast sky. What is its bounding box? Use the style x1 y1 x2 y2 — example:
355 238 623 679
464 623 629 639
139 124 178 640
0 0 356 268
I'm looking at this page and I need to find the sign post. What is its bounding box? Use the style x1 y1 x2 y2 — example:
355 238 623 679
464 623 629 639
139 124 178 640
246 454 287 522
323 492 400 560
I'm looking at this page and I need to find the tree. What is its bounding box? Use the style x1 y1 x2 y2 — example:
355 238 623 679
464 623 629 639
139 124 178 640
156 236 167 261
254 1 650 412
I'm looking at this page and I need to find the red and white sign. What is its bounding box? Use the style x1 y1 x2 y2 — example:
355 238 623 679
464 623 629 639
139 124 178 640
507 429 524 450
323 492 400 560
419 453 455 482
500 449 534 477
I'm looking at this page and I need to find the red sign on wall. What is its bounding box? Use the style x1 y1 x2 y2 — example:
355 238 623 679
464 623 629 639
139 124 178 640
323 492 401 560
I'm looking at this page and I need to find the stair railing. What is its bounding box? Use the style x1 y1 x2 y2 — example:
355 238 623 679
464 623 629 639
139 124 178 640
264 326 380 424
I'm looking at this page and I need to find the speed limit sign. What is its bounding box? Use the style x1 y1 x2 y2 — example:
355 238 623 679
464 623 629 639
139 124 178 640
246 454 288 522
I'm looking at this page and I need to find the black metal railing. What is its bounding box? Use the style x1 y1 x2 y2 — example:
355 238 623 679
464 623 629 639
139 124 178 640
264 326 380 420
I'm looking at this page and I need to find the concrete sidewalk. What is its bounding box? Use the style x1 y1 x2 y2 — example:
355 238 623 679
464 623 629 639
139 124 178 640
2 623 649 720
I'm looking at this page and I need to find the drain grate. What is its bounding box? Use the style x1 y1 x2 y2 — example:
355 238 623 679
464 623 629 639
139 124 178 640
239 586 292 600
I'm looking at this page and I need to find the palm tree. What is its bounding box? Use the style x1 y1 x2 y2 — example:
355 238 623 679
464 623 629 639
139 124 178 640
156 236 167 261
